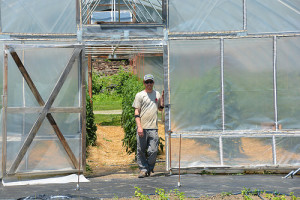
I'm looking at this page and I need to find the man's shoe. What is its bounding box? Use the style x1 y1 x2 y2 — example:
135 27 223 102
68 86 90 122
138 171 147 178
146 170 154 177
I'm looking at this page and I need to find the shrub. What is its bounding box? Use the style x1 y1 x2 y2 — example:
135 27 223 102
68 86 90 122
92 67 131 95
121 75 144 154
86 92 97 147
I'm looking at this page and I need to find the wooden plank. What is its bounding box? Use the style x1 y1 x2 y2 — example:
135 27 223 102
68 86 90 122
2 49 8 177
8 48 82 174
7 107 82 113
6 169 83 178
8 44 83 50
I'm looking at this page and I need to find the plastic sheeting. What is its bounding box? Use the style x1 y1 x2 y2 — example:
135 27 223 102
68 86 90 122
137 56 163 92
1 0 77 34
170 136 300 167
169 36 300 132
223 38 274 130
247 0 300 33
277 37 300 129
169 39 221 131
168 36 300 168
169 0 243 33
169 0 300 33
1 44 83 175
2 174 89 186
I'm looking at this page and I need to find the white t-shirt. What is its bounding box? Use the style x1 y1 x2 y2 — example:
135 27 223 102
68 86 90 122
132 90 161 129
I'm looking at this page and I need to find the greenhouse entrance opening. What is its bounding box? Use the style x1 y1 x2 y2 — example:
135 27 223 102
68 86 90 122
1 44 85 179
85 43 164 173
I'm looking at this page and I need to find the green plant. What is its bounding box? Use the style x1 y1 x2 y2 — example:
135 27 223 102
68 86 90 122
134 187 150 200
121 75 144 154
113 194 119 200
221 192 232 197
92 93 122 111
85 163 92 172
94 114 122 126
241 187 252 200
86 92 97 147
172 189 186 200
92 68 131 96
155 188 169 200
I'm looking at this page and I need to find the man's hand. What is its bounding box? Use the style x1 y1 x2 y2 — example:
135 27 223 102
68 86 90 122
137 127 144 137
135 108 143 137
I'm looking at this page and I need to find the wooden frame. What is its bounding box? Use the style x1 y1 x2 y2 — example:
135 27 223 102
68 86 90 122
2 44 85 176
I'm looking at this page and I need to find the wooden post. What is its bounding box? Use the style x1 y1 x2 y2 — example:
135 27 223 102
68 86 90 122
2 47 8 177
178 134 181 187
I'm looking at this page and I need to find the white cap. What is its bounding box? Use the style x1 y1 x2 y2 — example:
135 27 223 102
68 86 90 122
144 74 154 81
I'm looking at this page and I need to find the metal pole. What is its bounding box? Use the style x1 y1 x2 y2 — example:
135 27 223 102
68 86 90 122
137 0 154 22
118 0 121 22
123 0 141 22
145 0 162 20
132 0 150 22
220 38 225 131
273 36 278 131
243 0 247 30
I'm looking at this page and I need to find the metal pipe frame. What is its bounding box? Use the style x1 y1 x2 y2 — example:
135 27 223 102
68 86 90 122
131 0 150 22
123 0 142 22
137 0 155 22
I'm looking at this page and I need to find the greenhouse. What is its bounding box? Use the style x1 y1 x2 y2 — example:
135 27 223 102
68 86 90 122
0 0 299 181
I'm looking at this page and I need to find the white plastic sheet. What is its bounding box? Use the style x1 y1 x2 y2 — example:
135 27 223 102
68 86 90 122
1 0 76 34
2 174 89 186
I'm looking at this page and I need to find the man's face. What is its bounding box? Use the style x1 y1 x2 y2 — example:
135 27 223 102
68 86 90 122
144 79 154 91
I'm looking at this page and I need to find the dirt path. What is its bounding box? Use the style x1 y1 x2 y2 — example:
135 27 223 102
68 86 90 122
86 124 166 177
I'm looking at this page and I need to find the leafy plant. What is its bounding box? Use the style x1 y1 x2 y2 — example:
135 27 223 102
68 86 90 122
134 187 150 200
221 192 232 197
86 92 97 147
92 68 131 96
155 188 169 200
172 189 186 200
121 75 144 154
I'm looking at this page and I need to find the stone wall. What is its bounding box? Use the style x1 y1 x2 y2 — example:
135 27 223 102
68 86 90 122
92 59 132 76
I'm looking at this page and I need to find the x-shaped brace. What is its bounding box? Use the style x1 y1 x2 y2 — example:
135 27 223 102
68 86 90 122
6 46 82 174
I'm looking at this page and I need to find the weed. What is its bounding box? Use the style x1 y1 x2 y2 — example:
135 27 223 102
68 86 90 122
85 163 92 173
155 188 169 200
221 192 232 197
113 194 119 200
134 187 150 200
130 165 139 170
172 189 186 200
103 137 112 142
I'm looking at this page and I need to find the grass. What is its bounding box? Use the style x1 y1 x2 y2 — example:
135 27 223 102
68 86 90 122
92 93 122 111
94 114 121 126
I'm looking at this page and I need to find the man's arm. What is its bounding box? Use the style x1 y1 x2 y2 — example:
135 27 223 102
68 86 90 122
135 108 144 137
158 90 164 111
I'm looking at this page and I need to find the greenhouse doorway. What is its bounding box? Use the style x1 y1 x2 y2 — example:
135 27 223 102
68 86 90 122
85 47 166 174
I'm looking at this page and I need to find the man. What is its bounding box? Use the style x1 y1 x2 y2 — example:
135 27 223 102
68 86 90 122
132 74 164 178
